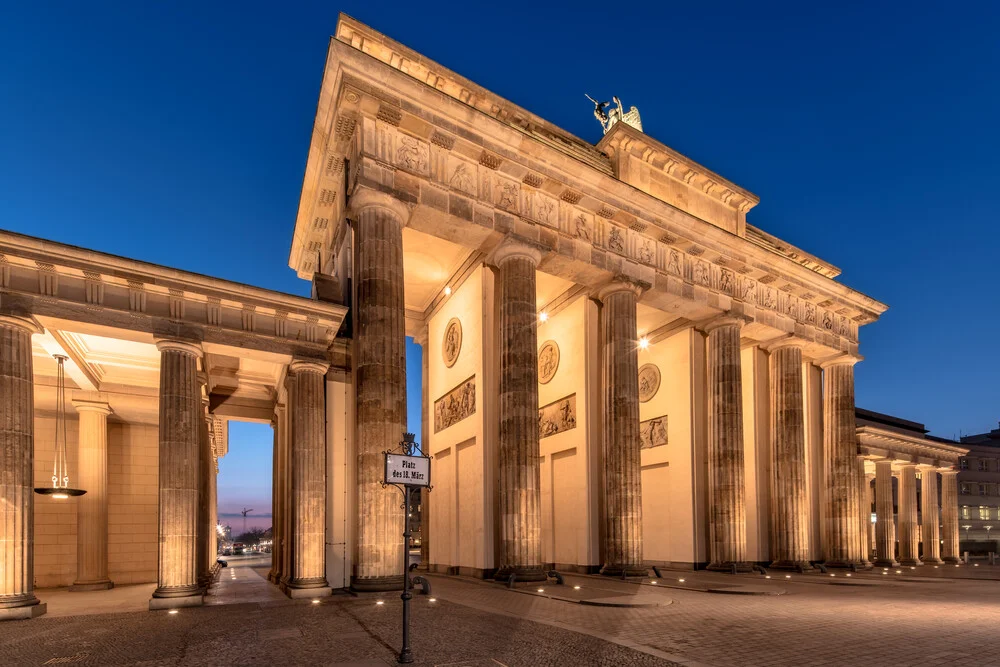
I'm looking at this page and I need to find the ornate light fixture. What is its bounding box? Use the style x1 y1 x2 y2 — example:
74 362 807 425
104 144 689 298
34 355 86 499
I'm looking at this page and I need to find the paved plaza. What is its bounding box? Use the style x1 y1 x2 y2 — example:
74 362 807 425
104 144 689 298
4 559 1000 666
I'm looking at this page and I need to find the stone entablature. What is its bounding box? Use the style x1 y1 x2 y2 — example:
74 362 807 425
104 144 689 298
290 16 887 361
0 231 346 360
857 425 967 470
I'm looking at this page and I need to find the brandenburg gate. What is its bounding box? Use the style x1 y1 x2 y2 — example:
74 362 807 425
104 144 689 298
0 14 965 619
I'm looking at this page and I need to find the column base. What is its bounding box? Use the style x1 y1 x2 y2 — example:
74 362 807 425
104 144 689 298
70 580 114 592
494 566 547 583
921 557 945 565
942 556 961 564
705 561 756 573
898 558 923 566
0 603 46 621
769 560 814 572
874 558 900 568
350 575 404 592
149 594 203 610
822 560 868 570
600 563 650 577
286 586 332 600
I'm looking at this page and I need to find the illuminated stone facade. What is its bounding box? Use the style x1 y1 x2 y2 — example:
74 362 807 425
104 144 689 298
0 14 973 622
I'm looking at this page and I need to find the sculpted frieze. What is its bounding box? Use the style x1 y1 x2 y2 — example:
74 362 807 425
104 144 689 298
523 190 557 227
719 268 735 295
495 176 519 213
666 250 682 276
434 375 476 433
693 260 711 287
395 135 429 174
607 225 626 255
638 364 660 403
442 317 462 368
539 394 576 439
573 210 593 242
640 415 668 449
636 237 655 266
447 156 477 196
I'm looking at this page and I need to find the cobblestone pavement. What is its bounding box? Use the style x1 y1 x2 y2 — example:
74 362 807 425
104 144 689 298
0 593 674 666
7 565 1000 666
427 569 1000 667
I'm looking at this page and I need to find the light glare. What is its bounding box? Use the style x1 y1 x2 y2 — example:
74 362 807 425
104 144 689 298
539 312 548 322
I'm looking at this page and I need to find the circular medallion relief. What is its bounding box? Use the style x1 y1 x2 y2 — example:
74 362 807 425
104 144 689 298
537 340 560 385
638 364 661 403
442 318 462 368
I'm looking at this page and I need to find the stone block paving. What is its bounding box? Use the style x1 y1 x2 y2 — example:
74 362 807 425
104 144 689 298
0 594 673 666
426 571 1000 667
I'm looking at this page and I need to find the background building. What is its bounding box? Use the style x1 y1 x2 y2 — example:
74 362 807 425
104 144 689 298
959 424 1000 550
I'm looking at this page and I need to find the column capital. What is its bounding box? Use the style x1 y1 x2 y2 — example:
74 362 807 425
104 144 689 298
596 274 649 302
0 314 42 335
348 187 411 225
289 358 330 376
763 334 807 353
491 236 544 267
940 468 959 477
817 353 863 370
71 398 112 416
155 338 202 356
699 314 746 335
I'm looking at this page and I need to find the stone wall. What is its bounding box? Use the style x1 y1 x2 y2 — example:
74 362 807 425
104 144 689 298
33 415 158 588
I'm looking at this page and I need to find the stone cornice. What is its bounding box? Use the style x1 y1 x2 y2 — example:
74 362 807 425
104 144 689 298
0 230 345 360
596 122 760 219
857 425 968 467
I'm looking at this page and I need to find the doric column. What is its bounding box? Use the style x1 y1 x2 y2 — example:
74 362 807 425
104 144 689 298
941 470 960 564
285 359 331 597
70 398 113 591
351 190 408 591
866 472 876 563
268 405 285 583
897 464 921 565
768 342 812 571
494 240 545 582
857 460 873 567
599 279 646 577
920 467 943 565
196 377 212 589
873 460 899 567
279 376 294 587
0 315 45 620
705 317 749 572
150 339 204 609
416 326 430 571
821 359 865 568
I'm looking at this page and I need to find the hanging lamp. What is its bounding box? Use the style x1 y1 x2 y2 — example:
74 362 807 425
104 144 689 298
34 354 86 499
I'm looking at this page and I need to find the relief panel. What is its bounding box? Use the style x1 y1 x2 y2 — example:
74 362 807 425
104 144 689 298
640 415 668 450
539 394 577 439
434 375 476 433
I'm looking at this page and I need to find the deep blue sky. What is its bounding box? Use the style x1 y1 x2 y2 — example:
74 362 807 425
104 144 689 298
4 2 998 514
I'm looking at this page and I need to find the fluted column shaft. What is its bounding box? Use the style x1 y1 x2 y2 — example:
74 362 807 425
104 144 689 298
857 461 872 566
71 400 113 591
600 282 645 576
941 471 960 563
921 468 943 564
196 390 212 588
151 339 203 606
287 360 330 594
898 465 921 565
353 195 407 591
0 316 43 616
268 406 284 583
874 460 899 567
706 319 748 572
822 361 864 567
769 344 812 570
280 378 294 587
495 244 544 581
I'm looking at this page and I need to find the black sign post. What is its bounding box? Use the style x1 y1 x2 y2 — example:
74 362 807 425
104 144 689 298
382 433 431 665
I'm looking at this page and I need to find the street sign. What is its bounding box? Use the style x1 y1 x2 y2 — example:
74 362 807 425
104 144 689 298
384 453 431 487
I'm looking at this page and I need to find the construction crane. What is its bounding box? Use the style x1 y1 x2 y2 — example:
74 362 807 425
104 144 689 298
241 507 253 535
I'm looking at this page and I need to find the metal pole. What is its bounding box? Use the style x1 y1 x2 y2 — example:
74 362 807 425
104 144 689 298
399 484 413 664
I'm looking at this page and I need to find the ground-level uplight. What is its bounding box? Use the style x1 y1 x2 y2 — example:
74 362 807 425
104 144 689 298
428 598 437 603
168 610 179 615
537 588 544 593
785 575 791 579
376 600 385 606
573 586 581 590
312 599 320 604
